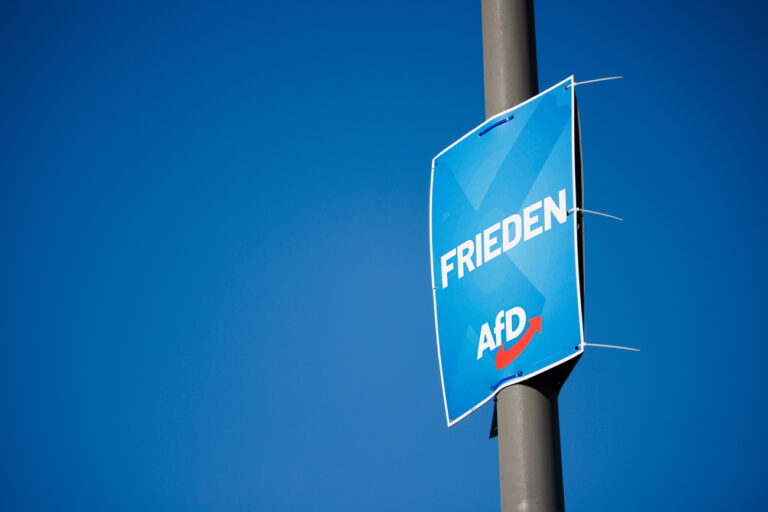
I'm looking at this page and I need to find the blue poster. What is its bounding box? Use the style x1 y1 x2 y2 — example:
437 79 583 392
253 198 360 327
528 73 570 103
430 77 584 426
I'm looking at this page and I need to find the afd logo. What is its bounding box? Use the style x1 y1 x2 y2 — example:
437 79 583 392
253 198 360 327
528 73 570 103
476 307 542 370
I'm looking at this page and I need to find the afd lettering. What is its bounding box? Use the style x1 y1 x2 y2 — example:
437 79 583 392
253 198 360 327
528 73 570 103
439 189 567 289
476 307 527 360
477 306 543 370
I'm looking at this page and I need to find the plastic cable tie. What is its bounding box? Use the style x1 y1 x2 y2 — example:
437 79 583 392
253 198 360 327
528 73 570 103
564 76 623 89
567 207 623 221
478 115 514 137
583 342 640 352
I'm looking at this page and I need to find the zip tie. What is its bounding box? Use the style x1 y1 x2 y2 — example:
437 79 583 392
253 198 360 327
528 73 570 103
478 115 514 136
567 207 623 221
583 342 640 352
491 373 523 392
565 76 623 90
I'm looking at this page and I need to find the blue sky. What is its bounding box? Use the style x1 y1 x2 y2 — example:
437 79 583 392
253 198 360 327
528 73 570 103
2 1 767 510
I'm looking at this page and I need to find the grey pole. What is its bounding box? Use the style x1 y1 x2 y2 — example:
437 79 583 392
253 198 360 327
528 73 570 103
481 1 575 511
482 0 538 118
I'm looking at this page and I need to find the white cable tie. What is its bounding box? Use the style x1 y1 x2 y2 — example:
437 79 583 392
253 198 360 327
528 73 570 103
567 207 623 221
565 76 623 89
583 342 640 352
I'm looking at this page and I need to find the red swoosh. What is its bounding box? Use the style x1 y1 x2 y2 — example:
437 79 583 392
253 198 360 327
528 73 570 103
495 316 542 370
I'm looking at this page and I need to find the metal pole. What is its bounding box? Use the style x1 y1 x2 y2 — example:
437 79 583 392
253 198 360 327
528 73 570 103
481 0 538 117
481 2 574 511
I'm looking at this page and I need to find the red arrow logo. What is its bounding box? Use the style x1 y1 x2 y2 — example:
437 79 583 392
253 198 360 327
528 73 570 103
495 316 542 370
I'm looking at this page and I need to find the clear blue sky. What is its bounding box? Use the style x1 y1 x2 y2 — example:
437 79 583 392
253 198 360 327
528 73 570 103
2 1 767 510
